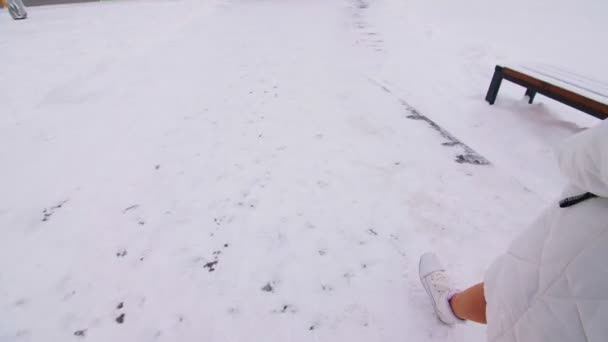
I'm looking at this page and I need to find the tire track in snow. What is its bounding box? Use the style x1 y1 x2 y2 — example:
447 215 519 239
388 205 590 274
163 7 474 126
368 78 490 165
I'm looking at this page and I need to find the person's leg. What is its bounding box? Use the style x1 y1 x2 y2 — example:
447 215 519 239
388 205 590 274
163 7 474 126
450 282 487 324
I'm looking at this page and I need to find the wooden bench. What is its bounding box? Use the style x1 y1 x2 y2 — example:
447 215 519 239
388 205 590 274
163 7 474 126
485 65 608 120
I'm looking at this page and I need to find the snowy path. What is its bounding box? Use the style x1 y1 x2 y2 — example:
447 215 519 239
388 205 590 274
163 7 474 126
1 0 602 341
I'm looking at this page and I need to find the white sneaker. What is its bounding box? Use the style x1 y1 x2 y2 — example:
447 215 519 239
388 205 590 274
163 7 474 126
419 253 464 325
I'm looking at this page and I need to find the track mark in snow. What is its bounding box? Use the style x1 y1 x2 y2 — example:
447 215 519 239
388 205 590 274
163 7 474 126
122 204 139 213
351 0 385 53
204 260 219 272
355 0 368 9
321 284 334 292
455 154 488 164
62 290 76 301
369 79 490 165
202 244 226 272
273 304 297 314
73 329 86 337
261 282 275 292
122 204 146 226
41 200 68 222
15 330 29 338
405 109 489 165
213 216 234 226
114 301 126 324
14 298 27 307
116 249 127 258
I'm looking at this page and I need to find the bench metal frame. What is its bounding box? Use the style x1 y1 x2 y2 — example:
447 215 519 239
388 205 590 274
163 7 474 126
485 65 608 120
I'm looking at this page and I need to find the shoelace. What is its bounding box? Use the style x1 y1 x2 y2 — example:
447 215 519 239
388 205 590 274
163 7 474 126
429 271 450 296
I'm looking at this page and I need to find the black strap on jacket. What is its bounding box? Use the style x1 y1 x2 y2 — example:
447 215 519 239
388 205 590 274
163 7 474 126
559 192 598 208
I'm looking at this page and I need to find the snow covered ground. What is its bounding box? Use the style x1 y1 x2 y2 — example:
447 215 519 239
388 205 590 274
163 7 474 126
0 0 605 341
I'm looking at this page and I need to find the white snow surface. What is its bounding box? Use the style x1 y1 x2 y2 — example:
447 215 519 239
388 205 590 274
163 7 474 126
0 0 605 341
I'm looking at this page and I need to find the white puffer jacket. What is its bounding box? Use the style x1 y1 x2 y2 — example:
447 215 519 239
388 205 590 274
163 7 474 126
484 120 608 342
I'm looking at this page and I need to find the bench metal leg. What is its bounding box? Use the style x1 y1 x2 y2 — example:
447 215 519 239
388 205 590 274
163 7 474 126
485 66 504 105
525 88 537 104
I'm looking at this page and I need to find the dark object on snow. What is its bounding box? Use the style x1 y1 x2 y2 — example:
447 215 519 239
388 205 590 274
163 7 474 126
7 0 27 19
203 260 218 272
41 200 68 222
559 192 598 208
73 329 86 337
485 65 608 120
261 282 274 292
115 313 125 324
123 204 139 213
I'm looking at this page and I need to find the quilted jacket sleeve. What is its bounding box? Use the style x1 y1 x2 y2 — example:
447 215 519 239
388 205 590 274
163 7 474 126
485 120 608 342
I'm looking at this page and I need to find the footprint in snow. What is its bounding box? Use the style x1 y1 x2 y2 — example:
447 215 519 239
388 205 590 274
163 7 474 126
41 200 68 222
261 282 275 292
73 329 86 337
204 260 218 272
115 313 125 324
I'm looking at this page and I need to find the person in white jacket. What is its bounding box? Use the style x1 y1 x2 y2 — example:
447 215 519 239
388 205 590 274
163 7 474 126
420 119 608 342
